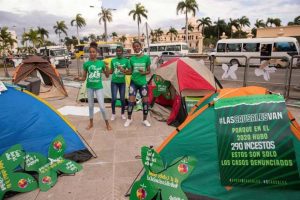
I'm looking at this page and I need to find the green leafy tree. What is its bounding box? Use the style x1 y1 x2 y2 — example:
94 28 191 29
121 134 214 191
37 27 49 46
288 16 300 25
53 21 68 45
71 14 86 44
255 19 266 28
129 3 148 42
237 16 250 38
228 18 239 38
167 27 178 42
214 19 227 39
266 17 281 27
119 35 127 43
176 0 199 43
0 27 17 54
98 7 113 42
154 28 164 42
251 19 266 37
22 29 42 48
88 34 96 41
111 32 118 41
197 17 212 36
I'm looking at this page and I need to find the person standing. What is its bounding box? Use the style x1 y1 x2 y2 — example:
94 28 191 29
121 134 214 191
75 42 112 131
108 46 130 120
124 41 151 127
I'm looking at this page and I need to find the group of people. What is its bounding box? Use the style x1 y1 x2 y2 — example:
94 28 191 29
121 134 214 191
75 41 151 131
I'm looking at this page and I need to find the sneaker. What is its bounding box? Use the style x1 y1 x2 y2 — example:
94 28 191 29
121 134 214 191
121 114 126 120
142 120 151 127
124 119 132 127
110 114 115 121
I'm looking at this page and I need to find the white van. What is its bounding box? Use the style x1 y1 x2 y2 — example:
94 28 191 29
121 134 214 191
38 46 71 68
144 42 189 56
212 37 300 67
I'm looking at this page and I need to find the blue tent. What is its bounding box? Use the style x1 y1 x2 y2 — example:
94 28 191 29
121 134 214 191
0 86 92 162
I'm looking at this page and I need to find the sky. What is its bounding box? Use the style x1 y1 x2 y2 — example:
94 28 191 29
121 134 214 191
0 0 299 43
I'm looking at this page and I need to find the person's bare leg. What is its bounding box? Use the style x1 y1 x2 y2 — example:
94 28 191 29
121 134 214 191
86 119 93 130
105 120 112 131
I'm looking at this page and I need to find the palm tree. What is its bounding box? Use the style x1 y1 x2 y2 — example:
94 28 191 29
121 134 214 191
237 16 250 38
228 18 239 38
254 19 266 28
266 17 281 27
167 27 178 42
155 28 164 41
129 3 148 42
119 35 127 44
288 16 300 25
71 14 86 44
273 18 281 27
37 27 49 46
0 27 16 53
176 0 199 44
53 21 68 44
98 7 113 42
88 34 96 41
150 30 157 43
197 17 212 36
214 19 227 39
22 29 41 49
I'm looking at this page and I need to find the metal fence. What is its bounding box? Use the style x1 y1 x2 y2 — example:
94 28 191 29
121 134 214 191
209 55 300 101
286 55 300 100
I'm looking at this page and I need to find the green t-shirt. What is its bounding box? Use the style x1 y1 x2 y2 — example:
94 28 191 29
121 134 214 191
110 57 130 83
83 60 105 89
130 55 151 86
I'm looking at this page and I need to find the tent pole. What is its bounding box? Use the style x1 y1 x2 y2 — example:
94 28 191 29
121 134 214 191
124 145 153 197
124 167 145 197
76 130 98 158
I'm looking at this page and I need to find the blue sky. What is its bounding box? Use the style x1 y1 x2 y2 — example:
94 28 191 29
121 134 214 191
0 0 299 42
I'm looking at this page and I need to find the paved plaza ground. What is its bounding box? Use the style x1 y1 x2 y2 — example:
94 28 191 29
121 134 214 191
1 61 300 199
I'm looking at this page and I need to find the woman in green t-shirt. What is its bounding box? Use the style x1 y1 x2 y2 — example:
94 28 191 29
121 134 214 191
75 42 112 131
124 41 151 127
108 46 130 121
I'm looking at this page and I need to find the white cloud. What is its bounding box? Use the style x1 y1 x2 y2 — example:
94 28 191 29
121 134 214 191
0 0 299 42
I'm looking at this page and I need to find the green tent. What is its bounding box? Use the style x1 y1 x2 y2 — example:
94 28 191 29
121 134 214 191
154 86 300 199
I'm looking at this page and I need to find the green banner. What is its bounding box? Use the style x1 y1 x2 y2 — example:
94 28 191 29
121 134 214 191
215 94 300 189
130 146 197 200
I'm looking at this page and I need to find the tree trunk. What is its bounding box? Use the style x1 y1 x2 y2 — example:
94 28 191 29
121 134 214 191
185 9 188 44
59 32 61 46
138 21 140 42
77 25 80 44
104 20 108 42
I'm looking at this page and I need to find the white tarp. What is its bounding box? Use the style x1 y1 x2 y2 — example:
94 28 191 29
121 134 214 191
58 106 99 116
